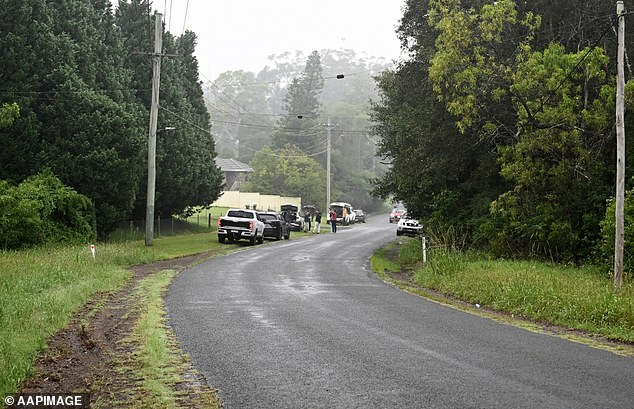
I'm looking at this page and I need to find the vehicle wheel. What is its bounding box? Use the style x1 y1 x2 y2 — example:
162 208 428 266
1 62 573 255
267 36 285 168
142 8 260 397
249 236 256 245
257 235 264 244
396 231 402 236
284 232 290 240
218 236 225 243
276 229 282 240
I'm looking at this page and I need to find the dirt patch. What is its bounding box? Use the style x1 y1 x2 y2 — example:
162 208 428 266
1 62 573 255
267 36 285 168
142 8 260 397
19 251 220 407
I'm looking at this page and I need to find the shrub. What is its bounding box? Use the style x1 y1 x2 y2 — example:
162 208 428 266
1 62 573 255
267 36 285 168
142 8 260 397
600 187 634 277
0 171 96 249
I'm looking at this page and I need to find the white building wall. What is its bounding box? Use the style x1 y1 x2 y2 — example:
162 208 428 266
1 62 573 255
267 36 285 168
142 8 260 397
212 191 301 211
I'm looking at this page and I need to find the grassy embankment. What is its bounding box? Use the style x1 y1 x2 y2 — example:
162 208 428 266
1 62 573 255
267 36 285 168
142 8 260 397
372 237 634 346
0 230 224 400
0 206 312 401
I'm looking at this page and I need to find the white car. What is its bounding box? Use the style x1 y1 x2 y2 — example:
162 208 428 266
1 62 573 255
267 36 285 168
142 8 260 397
217 208 265 244
396 217 423 236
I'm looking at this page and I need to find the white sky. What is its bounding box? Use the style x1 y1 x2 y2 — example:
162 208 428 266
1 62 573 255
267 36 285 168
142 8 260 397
137 0 406 80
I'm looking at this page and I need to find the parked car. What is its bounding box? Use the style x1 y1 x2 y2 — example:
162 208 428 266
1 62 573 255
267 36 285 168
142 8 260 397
217 208 265 244
396 216 423 236
281 203 303 231
330 202 355 225
354 209 366 223
389 207 406 223
259 212 291 240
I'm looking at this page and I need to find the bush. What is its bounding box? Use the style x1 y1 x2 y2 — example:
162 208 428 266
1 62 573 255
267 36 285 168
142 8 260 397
0 171 96 249
600 188 634 277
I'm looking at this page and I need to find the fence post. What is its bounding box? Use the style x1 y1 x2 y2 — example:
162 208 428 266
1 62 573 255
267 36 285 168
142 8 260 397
422 236 427 264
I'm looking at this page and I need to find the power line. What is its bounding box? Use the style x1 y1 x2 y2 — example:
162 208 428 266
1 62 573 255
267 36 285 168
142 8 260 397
160 105 327 158
181 0 190 36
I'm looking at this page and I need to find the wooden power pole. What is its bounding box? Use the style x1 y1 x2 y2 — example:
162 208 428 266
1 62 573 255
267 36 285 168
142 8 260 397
326 117 331 213
614 1 625 288
145 13 163 246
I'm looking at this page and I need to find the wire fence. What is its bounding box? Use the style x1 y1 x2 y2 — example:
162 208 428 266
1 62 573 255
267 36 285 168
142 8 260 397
109 212 219 242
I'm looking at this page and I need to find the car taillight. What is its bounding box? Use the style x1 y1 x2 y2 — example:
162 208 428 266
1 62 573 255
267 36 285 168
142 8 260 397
249 220 254 230
217 219 222 228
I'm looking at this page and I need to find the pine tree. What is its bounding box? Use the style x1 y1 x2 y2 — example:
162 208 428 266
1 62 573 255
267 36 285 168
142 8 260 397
271 50 324 151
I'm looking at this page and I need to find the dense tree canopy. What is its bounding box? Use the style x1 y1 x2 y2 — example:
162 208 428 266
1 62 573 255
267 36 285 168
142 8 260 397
0 0 222 237
241 145 326 209
371 0 634 264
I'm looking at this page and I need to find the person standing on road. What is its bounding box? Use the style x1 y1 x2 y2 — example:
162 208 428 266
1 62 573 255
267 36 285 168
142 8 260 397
329 208 337 233
304 210 311 232
313 210 322 234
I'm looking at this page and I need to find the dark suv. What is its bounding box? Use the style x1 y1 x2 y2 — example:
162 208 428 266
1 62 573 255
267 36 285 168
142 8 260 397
281 204 303 231
259 212 291 240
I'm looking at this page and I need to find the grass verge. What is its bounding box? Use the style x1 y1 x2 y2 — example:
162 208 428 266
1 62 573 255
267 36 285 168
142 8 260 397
0 232 224 398
121 269 220 408
372 237 634 345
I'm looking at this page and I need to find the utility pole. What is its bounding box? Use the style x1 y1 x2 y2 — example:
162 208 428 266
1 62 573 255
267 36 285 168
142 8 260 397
145 13 163 246
326 117 332 213
614 0 625 288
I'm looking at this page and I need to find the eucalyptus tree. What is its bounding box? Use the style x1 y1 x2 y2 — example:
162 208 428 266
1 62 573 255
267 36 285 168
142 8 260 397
372 0 633 261
371 0 504 240
426 0 624 260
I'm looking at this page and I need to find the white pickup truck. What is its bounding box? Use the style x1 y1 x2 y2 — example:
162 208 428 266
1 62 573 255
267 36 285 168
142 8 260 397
217 208 265 245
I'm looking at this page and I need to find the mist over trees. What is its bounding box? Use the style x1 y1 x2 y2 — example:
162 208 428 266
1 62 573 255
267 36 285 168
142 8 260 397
206 49 392 211
0 0 221 242
371 0 634 266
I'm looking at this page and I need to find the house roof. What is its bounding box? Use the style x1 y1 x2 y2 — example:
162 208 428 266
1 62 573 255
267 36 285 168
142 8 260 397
215 158 253 172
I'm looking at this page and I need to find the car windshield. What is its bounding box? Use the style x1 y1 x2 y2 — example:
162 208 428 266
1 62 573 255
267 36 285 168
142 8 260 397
227 210 254 219
260 214 277 222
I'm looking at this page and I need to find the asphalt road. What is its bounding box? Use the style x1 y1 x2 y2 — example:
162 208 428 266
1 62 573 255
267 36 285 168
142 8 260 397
166 214 634 408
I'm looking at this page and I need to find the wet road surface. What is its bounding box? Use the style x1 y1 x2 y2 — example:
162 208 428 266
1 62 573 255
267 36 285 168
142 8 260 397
166 214 634 408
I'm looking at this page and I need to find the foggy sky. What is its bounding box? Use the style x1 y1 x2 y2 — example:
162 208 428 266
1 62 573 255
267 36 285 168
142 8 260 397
115 0 406 80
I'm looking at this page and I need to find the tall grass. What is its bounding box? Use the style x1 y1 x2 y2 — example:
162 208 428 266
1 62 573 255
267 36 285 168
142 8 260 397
378 237 634 343
0 232 221 397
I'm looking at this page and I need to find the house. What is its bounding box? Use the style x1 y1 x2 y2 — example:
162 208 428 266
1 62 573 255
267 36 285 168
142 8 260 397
215 158 253 191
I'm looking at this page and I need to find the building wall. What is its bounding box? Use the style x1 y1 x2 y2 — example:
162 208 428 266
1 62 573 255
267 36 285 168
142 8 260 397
212 191 301 211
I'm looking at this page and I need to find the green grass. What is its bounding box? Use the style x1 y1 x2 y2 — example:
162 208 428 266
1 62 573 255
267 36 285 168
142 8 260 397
123 269 220 409
0 231 221 398
374 237 634 343
371 242 401 274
